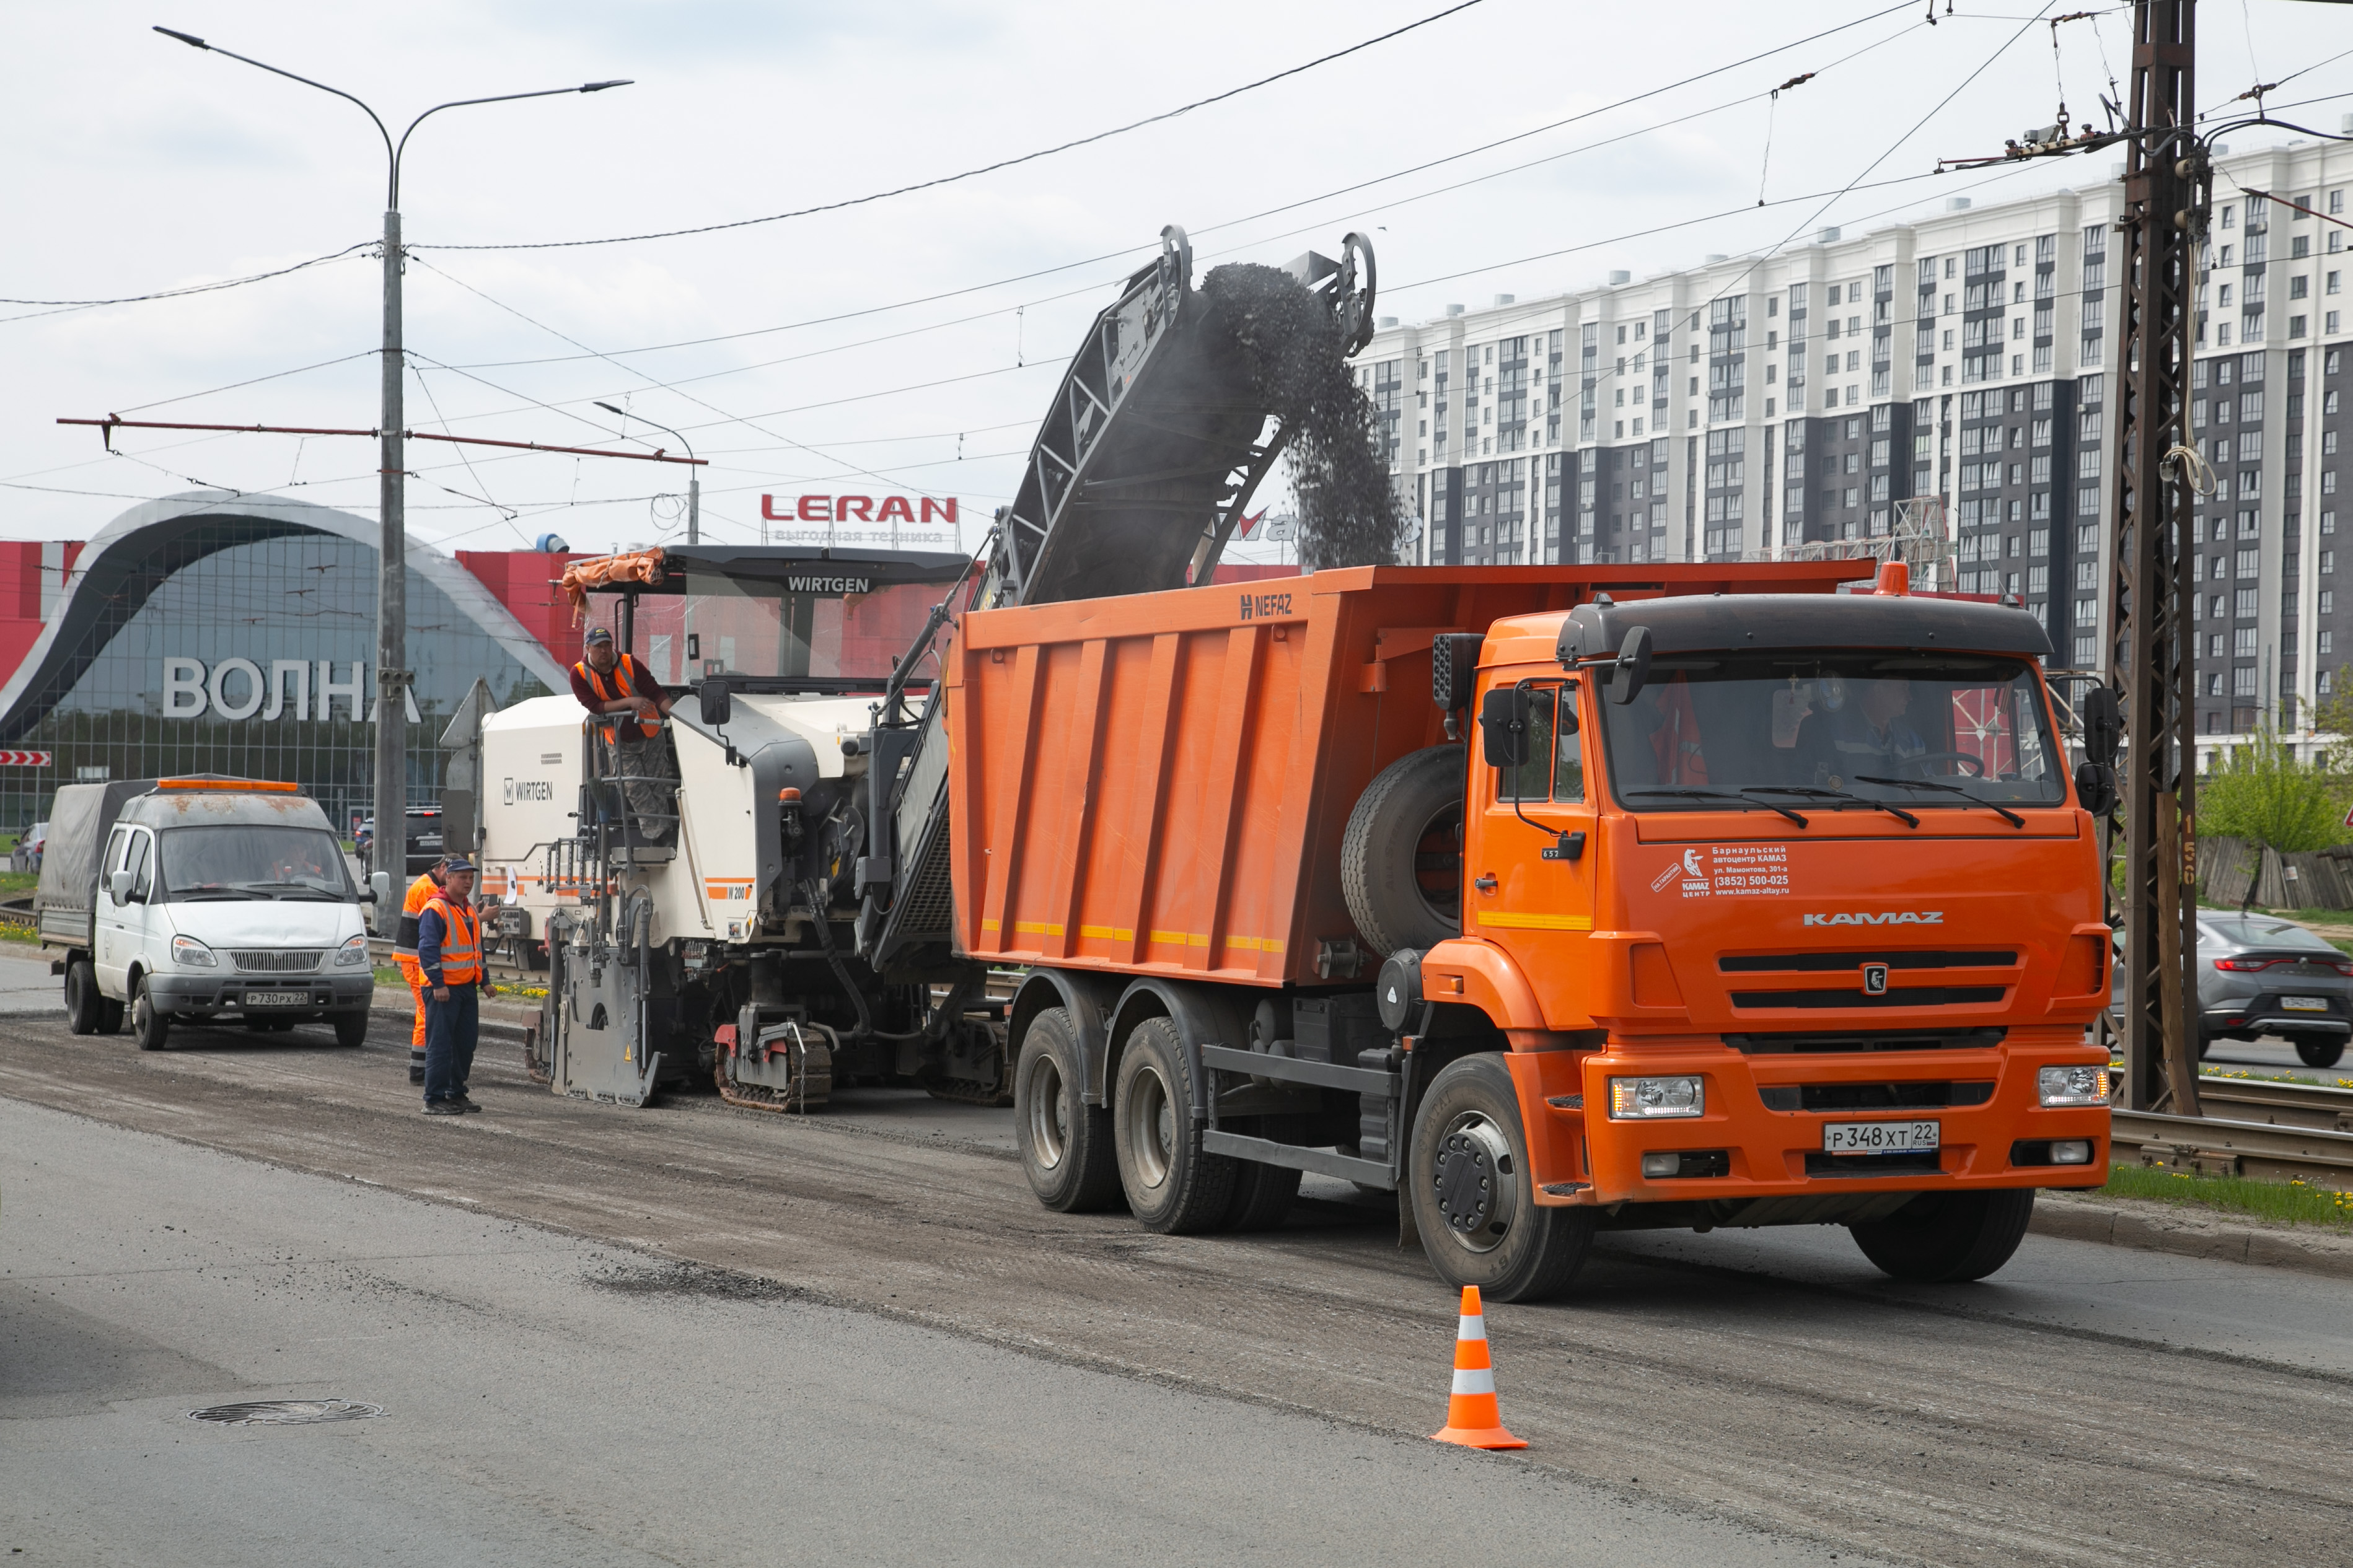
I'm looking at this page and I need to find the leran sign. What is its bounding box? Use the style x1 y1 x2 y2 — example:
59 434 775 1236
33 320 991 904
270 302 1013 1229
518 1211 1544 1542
759 494 959 525
159 658 421 722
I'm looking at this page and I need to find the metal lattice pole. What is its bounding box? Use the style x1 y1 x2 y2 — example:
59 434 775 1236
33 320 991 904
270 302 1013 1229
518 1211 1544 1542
2109 0 2207 1115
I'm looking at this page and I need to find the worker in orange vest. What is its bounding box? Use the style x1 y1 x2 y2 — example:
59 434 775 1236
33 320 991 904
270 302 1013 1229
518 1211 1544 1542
391 858 447 1085
571 625 677 843
417 859 495 1115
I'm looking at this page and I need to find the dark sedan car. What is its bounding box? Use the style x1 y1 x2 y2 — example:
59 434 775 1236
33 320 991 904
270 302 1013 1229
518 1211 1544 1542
2117 914 2353 1067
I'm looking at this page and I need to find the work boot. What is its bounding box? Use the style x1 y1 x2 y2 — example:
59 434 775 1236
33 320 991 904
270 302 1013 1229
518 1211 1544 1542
423 1100 463 1116
450 1094 481 1113
408 1067 425 1085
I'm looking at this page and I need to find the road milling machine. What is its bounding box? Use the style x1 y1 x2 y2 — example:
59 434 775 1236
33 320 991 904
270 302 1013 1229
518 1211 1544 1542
477 226 1374 1111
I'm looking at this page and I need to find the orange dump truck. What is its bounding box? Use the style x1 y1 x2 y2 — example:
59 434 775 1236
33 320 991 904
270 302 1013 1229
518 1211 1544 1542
954 559 2117 1301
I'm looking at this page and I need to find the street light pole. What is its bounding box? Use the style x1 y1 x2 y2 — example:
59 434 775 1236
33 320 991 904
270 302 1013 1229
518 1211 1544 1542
594 402 698 545
153 28 627 895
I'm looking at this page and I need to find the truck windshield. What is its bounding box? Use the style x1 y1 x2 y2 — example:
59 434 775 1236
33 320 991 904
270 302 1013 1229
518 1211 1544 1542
628 567 946 686
159 826 355 901
1597 650 2064 813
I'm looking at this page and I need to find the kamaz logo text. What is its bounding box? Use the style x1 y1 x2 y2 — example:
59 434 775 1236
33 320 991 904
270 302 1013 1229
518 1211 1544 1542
1803 911 1944 926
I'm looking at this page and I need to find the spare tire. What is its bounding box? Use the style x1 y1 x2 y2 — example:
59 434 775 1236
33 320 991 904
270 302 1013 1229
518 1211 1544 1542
1342 744 1464 957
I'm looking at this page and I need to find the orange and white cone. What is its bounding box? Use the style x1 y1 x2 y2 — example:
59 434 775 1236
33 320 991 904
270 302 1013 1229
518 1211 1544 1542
1430 1285 1526 1450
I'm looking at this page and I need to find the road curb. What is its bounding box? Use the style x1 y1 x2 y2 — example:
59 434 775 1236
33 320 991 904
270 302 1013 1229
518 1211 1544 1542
2032 1191 2353 1280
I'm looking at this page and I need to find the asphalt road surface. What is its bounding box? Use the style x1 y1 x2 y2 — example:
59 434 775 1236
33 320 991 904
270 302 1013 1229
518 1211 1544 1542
2 1001 2350 1566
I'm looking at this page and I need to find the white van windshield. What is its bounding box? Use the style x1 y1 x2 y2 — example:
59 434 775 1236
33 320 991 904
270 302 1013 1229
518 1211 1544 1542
159 826 354 902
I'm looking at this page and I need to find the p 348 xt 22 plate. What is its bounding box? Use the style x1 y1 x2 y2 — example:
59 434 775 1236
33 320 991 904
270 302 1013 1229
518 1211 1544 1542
1821 1119 1940 1154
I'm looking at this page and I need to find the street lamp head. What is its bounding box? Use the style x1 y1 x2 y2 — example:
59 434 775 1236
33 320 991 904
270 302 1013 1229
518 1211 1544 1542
581 80 633 92
153 26 209 50
594 401 628 419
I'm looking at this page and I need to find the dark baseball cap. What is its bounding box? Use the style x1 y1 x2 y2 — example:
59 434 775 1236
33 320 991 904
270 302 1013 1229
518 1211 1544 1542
583 626 614 645
444 858 477 874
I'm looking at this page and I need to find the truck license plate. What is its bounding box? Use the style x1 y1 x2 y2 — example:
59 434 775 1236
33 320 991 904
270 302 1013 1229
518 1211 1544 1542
1822 1119 1940 1154
244 991 309 1007
2282 996 2331 1012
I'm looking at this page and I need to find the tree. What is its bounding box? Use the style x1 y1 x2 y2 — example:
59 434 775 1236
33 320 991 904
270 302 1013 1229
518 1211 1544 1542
2197 724 2345 854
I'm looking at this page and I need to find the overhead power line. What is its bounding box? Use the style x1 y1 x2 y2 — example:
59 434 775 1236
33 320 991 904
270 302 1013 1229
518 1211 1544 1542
415 0 1492 253
0 241 374 310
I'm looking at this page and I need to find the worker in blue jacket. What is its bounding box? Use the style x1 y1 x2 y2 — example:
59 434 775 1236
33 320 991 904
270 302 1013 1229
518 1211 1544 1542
416 858 496 1115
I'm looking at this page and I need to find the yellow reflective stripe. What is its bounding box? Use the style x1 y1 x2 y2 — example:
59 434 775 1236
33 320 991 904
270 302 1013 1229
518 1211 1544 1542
1478 911 1594 931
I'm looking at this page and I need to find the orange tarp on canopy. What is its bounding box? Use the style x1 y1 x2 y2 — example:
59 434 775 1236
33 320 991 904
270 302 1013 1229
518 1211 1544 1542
557 548 666 623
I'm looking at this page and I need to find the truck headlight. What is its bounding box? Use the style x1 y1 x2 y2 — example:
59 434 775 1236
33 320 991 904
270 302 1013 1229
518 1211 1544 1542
334 935 370 968
2038 1065 2111 1107
1608 1075 1705 1119
170 934 216 968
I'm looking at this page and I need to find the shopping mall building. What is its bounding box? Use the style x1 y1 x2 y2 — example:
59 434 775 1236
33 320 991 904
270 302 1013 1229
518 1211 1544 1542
0 492 604 834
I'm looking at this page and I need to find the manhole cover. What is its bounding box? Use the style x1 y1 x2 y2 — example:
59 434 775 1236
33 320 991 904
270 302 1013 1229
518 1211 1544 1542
188 1399 384 1426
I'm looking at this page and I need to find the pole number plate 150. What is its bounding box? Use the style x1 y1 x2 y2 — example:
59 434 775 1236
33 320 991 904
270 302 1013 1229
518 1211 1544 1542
1821 1119 1940 1153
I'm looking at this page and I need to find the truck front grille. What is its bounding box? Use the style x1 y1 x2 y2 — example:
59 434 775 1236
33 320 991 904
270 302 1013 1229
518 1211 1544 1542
1758 1080 1995 1111
1728 985 2005 1010
232 950 323 974
1719 949 2016 973
1725 1027 2007 1054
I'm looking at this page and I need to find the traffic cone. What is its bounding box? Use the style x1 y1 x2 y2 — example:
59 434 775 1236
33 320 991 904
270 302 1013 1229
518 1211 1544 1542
1430 1285 1526 1450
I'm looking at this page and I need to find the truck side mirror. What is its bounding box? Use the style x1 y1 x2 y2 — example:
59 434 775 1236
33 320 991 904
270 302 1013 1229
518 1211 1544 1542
2074 761 2118 816
700 678 732 728
1606 624 1653 706
369 871 392 905
1479 686 1531 769
2081 685 2121 768
108 869 134 903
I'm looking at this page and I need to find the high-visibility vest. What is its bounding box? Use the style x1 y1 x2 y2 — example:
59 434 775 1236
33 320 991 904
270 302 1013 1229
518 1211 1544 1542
392 872 441 957
421 894 482 987
576 656 662 741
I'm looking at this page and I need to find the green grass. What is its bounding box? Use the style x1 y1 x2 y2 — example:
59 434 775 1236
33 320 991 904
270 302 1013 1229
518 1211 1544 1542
373 965 406 987
0 870 35 898
2098 1162 2353 1228
0 925 38 947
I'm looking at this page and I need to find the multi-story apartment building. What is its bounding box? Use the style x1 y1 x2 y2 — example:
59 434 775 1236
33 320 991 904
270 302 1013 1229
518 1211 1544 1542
1356 138 2353 763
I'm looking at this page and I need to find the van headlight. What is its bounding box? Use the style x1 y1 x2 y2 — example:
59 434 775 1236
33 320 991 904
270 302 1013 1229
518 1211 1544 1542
170 934 216 968
2038 1065 2111 1107
1608 1075 1705 1119
334 934 370 968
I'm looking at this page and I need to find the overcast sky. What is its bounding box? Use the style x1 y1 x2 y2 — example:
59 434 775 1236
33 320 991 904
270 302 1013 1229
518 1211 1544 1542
7 1 2352 564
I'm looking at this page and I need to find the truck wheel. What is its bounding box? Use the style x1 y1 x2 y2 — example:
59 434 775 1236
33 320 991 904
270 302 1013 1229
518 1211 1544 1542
64 960 98 1036
1341 745 1464 956
2293 1036 2346 1069
1408 1053 1595 1303
95 996 124 1035
131 975 170 1053
1215 1115 1305 1232
332 1011 371 1048
1848 1189 2037 1283
1113 1017 1236 1233
1014 1007 1121 1212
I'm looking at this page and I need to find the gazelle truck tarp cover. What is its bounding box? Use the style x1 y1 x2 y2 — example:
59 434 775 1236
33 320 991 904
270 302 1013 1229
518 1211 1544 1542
35 779 158 940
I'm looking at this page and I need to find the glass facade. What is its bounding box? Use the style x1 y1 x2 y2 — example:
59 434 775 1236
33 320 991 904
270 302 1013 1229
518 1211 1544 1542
0 523 552 834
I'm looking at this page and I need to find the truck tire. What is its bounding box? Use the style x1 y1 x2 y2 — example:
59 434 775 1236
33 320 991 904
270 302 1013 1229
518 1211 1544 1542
1217 1115 1304 1232
332 1011 371 1048
131 974 170 1053
1341 745 1464 957
95 995 124 1035
1113 1017 1236 1233
1014 1007 1122 1212
1408 1053 1595 1303
64 960 99 1036
2293 1036 2346 1069
1848 1189 2036 1283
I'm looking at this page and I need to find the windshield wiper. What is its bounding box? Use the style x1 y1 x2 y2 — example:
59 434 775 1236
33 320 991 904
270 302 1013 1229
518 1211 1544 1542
1852 776 2026 829
1744 785 1919 829
175 888 265 901
1625 787 1808 827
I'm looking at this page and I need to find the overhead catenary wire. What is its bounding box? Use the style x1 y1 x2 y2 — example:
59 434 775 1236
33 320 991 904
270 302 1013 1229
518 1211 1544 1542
412 0 1492 253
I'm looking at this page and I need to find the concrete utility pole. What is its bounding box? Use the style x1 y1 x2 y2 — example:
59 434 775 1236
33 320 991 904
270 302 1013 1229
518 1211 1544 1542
153 28 627 896
594 403 697 545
